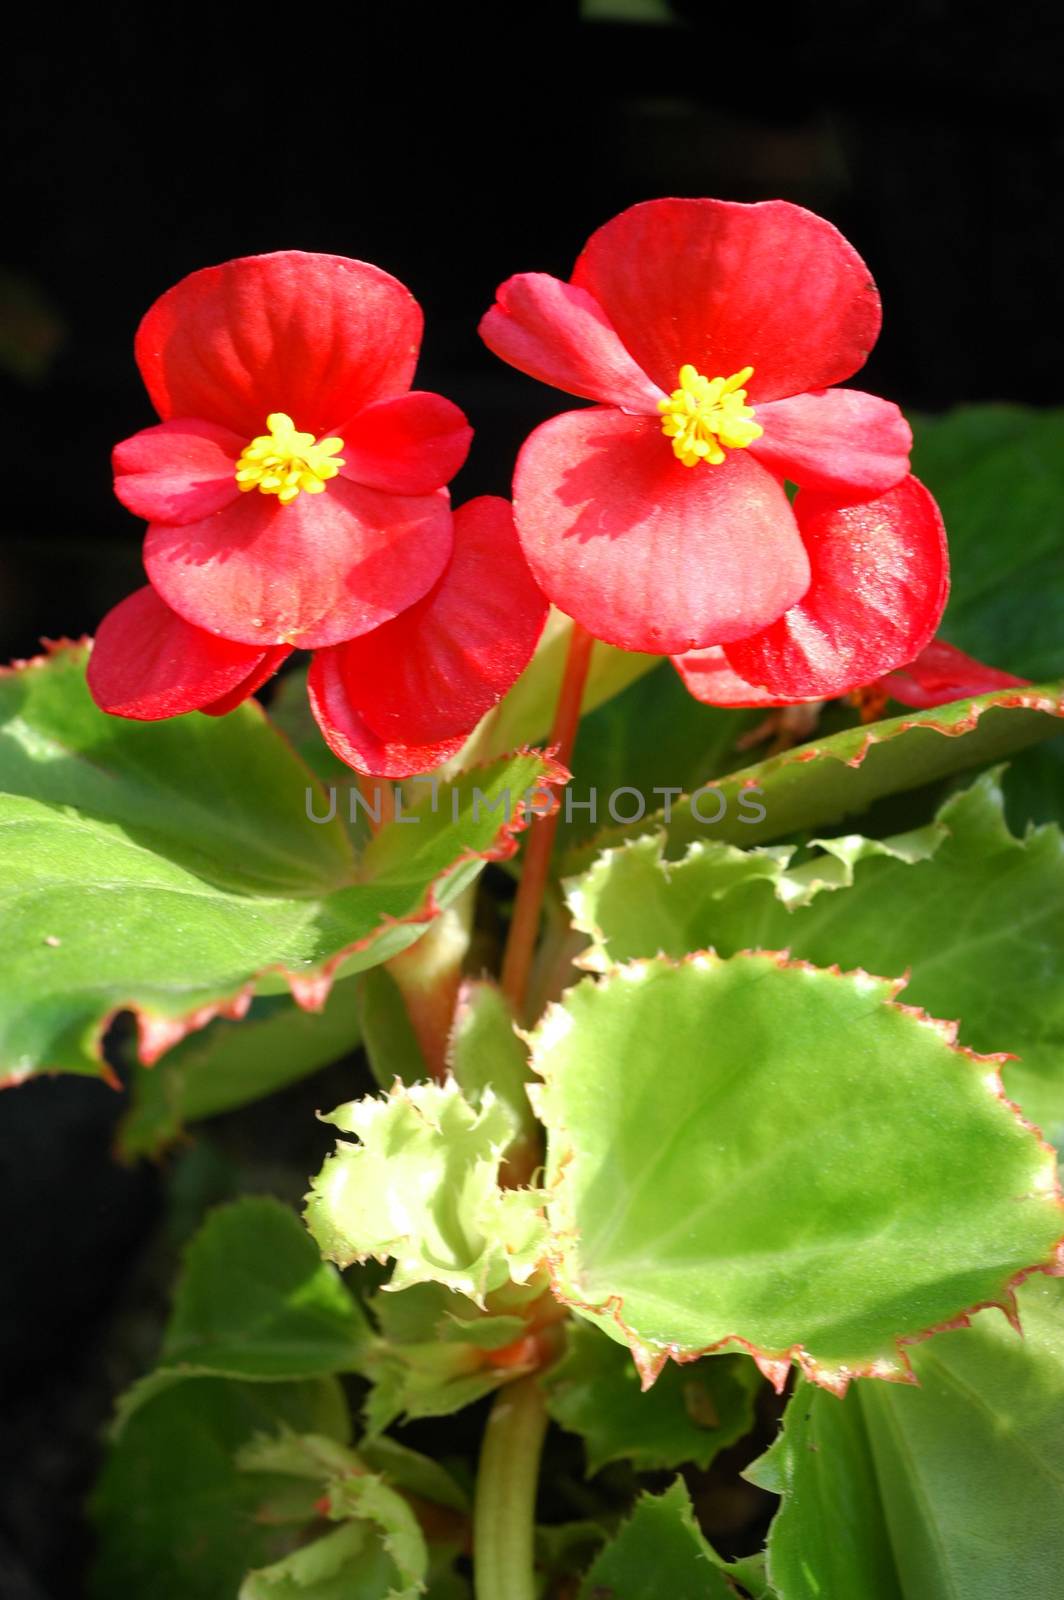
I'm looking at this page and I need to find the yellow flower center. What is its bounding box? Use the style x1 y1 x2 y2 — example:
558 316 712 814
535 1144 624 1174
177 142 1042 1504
235 413 345 505
658 364 763 467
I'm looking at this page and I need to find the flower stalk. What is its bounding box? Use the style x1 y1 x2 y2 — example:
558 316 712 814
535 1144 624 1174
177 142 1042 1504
501 620 594 1015
473 1376 548 1600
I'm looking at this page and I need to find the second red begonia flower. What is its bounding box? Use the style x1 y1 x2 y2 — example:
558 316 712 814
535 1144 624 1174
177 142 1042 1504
480 198 927 655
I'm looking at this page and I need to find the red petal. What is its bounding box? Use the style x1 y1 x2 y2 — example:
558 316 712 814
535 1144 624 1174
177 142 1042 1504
881 639 1028 709
725 477 949 699
478 273 665 412
201 645 292 716
671 647 792 707
339 391 472 494
307 650 466 778
570 198 881 402
750 390 911 495
113 418 244 525
512 408 810 653
135 251 422 438
316 497 547 746
144 479 453 649
87 586 277 719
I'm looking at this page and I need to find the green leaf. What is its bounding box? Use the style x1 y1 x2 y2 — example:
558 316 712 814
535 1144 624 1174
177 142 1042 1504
576 1479 737 1599
567 772 1064 1149
356 1435 470 1515
0 642 560 1080
237 1434 429 1600
745 1379 901 1600
754 1277 1064 1600
447 979 538 1157
239 1521 400 1600
114 1199 371 1431
162 1198 372 1375
306 1079 547 1305
327 1473 428 1599
911 406 1064 681
545 1319 759 1474
531 954 1063 1392
360 1282 531 1433
89 1376 349 1600
117 982 363 1158
560 679 1064 871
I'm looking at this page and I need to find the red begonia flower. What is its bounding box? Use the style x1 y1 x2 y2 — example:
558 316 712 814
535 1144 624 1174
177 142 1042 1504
480 198 914 653
87 585 292 720
673 476 948 702
114 252 472 649
308 497 548 776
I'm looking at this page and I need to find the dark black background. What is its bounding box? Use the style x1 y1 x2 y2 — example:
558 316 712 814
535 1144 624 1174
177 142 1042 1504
3 0 1063 666
1 3 1061 1595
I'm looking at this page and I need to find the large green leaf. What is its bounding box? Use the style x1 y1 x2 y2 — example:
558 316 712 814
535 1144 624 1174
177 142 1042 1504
561 680 1064 870
531 954 1063 1392
0 643 560 1080
544 1318 759 1474
117 982 363 1158
752 1277 1064 1600
90 1376 350 1600
567 772 1064 1148
576 1479 737 1600
114 1198 372 1430
911 406 1064 681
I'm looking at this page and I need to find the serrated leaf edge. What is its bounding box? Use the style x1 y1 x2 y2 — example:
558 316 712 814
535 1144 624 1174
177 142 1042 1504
565 680 1064 870
531 949 1064 1398
0 638 568 1084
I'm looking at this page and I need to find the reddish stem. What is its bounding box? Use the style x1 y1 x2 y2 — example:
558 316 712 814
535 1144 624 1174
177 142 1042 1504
501 621 594 1016
356 773 396 833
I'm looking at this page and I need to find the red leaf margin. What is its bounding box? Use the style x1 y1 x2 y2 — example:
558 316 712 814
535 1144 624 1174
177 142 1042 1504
563 679 1064 871
0 640 568 1084
529 949 1064 1399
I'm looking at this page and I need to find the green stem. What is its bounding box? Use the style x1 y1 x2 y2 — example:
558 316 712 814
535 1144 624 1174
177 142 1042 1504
473 1376 548 1600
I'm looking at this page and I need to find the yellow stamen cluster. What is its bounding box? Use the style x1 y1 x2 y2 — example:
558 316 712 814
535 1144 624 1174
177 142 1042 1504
235 413 345 505
658 364 763 467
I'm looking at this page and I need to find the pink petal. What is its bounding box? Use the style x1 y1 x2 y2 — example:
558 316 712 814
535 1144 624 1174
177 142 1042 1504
479 273 665 412
512 407 810 654
136 251 422 438
750 389 912 495
319 497 547 746
571 198 881 402
725 477 950 699
113 418 245 525
144 479 454 649
87 586 279 719
339 391 472 495
308 649 467 778
671 647 794 707
201 645 292 715
881 639 1028 709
